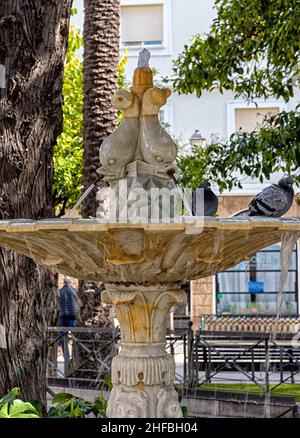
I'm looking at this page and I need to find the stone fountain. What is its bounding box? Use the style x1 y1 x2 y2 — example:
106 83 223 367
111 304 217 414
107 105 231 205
0 51 299 418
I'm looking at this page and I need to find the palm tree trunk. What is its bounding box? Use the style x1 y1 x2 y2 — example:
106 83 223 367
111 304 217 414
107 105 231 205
0 0 72 407
80 0 120 327
83 0 120 217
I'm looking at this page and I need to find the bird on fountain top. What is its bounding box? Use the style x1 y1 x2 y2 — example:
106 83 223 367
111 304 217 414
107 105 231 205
138 48 151 68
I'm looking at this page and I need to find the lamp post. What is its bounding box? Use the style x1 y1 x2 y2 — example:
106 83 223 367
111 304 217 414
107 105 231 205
189 130 206 151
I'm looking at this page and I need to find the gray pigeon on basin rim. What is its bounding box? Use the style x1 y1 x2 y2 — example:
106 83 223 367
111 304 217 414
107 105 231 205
237 176 294 217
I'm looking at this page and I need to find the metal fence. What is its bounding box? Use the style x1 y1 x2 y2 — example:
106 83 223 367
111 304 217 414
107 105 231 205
47 326 120 389
47 316 300 394
189 330 300 391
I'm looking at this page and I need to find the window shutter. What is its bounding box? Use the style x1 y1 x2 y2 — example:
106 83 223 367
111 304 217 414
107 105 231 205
235 107 279 133
121 5 164 44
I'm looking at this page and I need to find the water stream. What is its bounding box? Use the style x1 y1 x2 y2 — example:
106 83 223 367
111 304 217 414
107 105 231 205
68 183 96 217
263 231 300 417
274 232 300 335
175 185 193 216
68 180 194 220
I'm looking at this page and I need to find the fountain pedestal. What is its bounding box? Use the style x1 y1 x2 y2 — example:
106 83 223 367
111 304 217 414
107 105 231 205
102 283 186 418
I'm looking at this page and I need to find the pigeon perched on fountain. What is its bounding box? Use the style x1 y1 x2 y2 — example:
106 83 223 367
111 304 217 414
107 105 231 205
235 176 294 217
192 181 218 216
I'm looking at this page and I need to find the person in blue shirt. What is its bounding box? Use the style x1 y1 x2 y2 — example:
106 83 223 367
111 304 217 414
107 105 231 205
58 276 78 326
58 277 78 366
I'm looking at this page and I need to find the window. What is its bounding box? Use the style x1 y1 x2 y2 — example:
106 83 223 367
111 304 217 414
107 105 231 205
120 0 171 55
215 243 298 316
121 4 164 47
235 107 279 133
226 100 286 139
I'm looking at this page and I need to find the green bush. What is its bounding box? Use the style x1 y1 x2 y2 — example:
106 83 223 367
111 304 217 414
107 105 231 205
48 392 107 418
0 388 41 418
0 385 188 418
0 387 107 419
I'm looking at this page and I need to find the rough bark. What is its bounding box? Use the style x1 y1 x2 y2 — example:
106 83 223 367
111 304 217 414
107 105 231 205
80 0 120 327
0 0 72 406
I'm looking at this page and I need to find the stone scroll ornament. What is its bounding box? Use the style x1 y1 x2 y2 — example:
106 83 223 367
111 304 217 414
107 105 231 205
96 49 178 221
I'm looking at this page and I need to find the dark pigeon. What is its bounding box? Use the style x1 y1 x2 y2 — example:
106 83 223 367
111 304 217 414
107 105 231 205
192 181 218 216
236 176 294 217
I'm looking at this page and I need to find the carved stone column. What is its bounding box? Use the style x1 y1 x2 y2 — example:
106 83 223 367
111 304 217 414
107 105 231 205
102 283 187 418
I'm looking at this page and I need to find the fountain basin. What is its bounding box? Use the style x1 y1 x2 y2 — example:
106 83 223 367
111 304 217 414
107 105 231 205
0 218 299 283
1 217 299 417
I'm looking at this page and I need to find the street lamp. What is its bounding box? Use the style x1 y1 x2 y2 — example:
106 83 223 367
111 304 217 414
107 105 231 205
189 130 206 148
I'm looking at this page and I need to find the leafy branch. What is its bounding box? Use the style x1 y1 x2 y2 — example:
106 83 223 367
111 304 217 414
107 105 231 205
173 0 300 101
177 107 300 191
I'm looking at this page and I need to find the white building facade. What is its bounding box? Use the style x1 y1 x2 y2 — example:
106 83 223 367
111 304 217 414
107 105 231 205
72 0 300 168
119 0 299 148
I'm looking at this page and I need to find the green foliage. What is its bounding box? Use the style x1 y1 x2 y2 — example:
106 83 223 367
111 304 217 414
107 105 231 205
117 50 129 123
53 25 84 216
176 148 210 190
49 393 89 418
198 383 300 400
118 50 129 91
177 106 300 191
71 7 78 16
174 1 300 189
0 388 107 419
92 395 108 418
176 390 188 418
48 392 107 418
0 386 188 419
0 388 41 418
173 0 300 101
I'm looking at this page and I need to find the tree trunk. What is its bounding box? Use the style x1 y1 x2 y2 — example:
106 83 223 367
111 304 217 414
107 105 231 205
79 0 120 327
0 0 72 407
82 0 120 217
